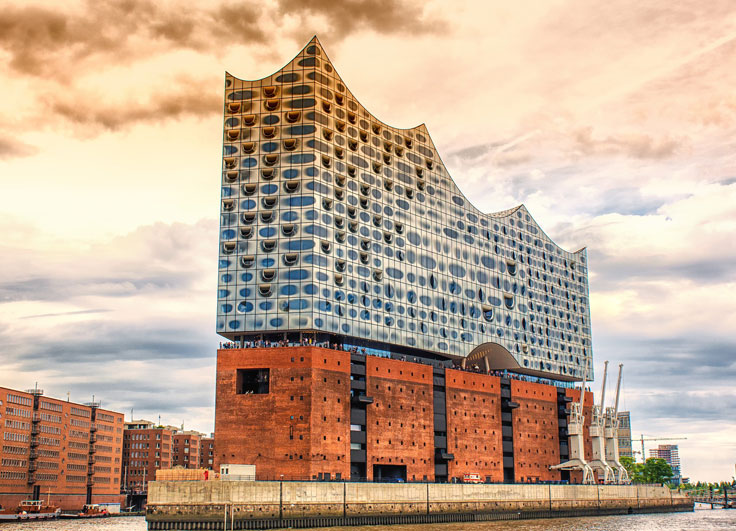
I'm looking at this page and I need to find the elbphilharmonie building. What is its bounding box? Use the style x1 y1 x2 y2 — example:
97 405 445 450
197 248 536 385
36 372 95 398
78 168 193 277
217 38 592 382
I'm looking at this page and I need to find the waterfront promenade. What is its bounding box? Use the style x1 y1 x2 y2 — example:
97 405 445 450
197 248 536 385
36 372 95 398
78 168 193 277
145 480 692 529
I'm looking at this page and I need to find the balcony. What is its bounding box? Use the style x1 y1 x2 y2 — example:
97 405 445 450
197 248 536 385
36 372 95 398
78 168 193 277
27 474 36 484
90 423 98 433
351 395 374 405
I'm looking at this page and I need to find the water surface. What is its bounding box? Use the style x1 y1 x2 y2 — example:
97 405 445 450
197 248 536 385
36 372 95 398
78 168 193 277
8 509 736 531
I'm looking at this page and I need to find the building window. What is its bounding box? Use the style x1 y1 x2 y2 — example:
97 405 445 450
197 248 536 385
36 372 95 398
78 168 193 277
236 369 270 394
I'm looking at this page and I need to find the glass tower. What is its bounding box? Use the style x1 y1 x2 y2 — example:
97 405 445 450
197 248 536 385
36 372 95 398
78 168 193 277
217 38 593 382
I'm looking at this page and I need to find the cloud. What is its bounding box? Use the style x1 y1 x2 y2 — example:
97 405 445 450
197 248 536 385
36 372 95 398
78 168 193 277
47 84 222 130
0 1 444 81
21 308 110 319
0 135 37 159
595 335 736 422
449 142 495 161
572 127 685 160
0 218 219 429
0 1 265 79
2 320 213 368
276 0 447 41
0 219 216 302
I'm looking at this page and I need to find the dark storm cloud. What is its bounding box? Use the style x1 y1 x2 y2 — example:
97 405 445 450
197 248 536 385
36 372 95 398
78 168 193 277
0 135 37 159
48 85 222 130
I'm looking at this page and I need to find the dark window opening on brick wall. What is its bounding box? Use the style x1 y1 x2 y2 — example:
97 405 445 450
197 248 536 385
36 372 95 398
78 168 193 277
236 369 270 394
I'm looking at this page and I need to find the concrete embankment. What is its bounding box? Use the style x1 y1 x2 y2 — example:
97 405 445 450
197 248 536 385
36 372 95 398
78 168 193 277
146 481 693 530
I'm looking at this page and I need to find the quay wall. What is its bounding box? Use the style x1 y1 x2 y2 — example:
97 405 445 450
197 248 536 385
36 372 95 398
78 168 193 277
146 480 693 529
0 492 124 512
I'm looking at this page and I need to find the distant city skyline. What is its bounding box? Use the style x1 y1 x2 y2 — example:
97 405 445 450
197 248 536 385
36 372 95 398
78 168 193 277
1 0 735 481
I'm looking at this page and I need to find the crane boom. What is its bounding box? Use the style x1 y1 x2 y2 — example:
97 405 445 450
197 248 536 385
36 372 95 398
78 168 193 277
613 363 623 416
600 361 609 410
639 435 687 461
580 366 588 409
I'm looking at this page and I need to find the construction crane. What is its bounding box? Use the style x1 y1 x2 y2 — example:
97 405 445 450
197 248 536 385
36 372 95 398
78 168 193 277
589 361 614 483
551 367 595 484
604 363 628 483
638 436 687 462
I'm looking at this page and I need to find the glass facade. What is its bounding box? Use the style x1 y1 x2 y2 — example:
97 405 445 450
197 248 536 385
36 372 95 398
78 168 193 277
217 38 593 381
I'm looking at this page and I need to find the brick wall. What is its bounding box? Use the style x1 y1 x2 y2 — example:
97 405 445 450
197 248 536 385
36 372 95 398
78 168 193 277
214 347 595 485
364 357 434 481
0 387 123 510
444 369 503 482
215 347 350 481
511 380 561 482
308 348 350 480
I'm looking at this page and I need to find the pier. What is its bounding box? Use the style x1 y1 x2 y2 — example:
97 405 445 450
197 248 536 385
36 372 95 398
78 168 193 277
146 480 693 530
691 489 735 509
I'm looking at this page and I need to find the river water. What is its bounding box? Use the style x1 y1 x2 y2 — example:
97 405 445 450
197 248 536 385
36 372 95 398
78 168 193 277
6 508 735 531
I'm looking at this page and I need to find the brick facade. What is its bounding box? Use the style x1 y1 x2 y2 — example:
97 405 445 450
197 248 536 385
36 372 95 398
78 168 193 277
199 437 214 470
364 356 434 481
445 369 503 482
172 432 202 469
215 346 350 481
214 347 596 484
511 380 561 482
122 422 173 493
0 387 124 511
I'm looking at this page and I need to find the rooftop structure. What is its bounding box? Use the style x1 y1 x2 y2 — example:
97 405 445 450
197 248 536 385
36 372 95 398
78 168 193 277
216 37 593 383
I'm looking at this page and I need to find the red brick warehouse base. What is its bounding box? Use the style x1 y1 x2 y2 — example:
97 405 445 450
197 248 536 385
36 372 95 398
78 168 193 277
214 346 594 483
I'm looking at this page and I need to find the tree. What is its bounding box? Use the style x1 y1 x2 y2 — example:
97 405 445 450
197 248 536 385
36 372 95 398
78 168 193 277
620 456 642 482
619 456 672 484
640 458 673 484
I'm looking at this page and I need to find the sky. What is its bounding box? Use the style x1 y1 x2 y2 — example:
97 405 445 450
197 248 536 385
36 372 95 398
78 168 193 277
1 0 735 482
